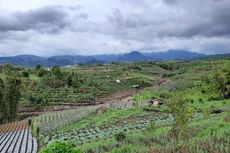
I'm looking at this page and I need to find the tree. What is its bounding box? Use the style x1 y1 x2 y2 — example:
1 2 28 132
51 65 62 78
168 94 194 142
35 64 42 71
67 75 73 87
214 69 230 99
38 69 46 77
22 71 29 78
0 78 4 119
2 77 22 122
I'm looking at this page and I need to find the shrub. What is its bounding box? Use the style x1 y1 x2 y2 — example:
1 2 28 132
115 131 126 142
201 76 210 83
42 141 83 153
168 95 194 142
111 144 137 153
147 119 156 131
224 114 230 122
28 95 47 106
162 73 175 78
52 65 63 78
198 98 203 103
143 106 160 112
35 64 42 71
159 92 169 99
36 126 40 137
214 69 230 99
190 99 194 103
201 89 206 93
208 96 220 101
22 71 29 77
28 118 32 126
38 69 47 77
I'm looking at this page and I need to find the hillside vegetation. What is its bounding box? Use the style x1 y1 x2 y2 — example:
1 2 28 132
0 58 229 153
40 59 230 153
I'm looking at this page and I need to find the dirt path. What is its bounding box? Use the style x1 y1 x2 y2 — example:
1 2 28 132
18 77 169 120
96 78 169 102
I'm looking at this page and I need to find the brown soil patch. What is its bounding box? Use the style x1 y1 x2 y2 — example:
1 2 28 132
0 120 27 132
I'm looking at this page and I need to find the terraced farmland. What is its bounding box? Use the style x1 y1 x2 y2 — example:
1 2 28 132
0 121 38 153
44 112 204 145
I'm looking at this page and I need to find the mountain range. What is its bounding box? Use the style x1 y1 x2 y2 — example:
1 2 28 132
0 50 228 67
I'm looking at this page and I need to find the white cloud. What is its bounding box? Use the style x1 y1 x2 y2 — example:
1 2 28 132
0 0 230 56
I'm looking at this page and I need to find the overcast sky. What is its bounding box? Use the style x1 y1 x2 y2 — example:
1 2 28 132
0 0 230 56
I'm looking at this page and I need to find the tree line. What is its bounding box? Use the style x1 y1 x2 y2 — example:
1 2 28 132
0 71 22 123
214 69 230 99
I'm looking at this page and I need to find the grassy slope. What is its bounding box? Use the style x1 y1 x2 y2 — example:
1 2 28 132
76 112 230 153
22 63 161 105
58 107 149 132
37 59 230 152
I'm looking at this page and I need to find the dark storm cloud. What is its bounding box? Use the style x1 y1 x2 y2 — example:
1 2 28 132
161 0 230 38
109 0 230 39
163 0 179 4
0 5 87 33
0 0 230 56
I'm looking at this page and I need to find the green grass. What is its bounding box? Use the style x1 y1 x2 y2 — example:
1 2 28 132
2 59 230 153
29 74 40 81
22 63 158 105
74 112 230 153
38 59 230 152
58 107 148 132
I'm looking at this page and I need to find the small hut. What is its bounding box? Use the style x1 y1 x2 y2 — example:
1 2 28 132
152 100 159 107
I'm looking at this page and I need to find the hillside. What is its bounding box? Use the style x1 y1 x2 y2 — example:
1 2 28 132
0 55 101 67
0 55 46 67
0 58 229 153
143 50 205 60
116 51 149 62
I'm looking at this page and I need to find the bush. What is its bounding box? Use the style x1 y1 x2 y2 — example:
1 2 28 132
115 131 126 142
214 69 230 99
168 95 194 141
201 76 210 83
162 73 175 78
208 96 220 101
159 92 170 99
28 118 32 126
198 98 203 103
38 69 46 77
111 144 138 153
52 65 63 78
42 141 82 153
36 127 40 136
28 95 47 106
22 71 29 77
201 89 206 93
143 106 160 112
224 114 230 122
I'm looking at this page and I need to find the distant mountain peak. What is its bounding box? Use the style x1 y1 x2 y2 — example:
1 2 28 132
0 50 211 67
118 51 148 62
129 51 142 54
